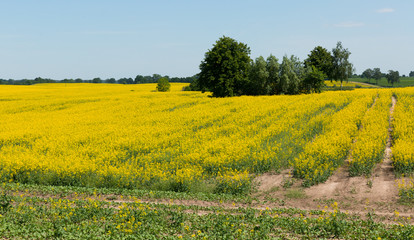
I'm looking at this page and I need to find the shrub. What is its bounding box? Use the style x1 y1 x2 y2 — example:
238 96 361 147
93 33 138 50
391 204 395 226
156 77 170 92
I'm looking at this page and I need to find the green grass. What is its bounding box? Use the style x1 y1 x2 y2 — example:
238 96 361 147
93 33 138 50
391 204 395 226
0 186 413 239
351 77 414 87
0 182 252 203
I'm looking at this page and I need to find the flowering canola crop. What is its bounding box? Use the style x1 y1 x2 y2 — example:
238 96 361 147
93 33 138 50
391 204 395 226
348 90 392 176
392 88 414 174
0 84 412 193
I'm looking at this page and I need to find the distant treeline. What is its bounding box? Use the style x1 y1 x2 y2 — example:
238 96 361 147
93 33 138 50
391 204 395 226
0 74 197 85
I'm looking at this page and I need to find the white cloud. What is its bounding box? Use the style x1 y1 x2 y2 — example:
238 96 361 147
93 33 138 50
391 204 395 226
376 8 395 13
334 22 365 28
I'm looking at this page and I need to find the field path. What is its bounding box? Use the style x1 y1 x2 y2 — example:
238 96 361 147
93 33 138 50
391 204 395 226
291 95 406 216
305 96 398 202
350 81 382 88
369 96 398 201
248 95 414 223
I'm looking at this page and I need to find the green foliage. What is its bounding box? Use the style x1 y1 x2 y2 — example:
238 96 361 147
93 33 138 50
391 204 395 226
279 55 301 94
305 46 333 79
198 39 356 97
361 68 374 82
302 66 326 93
92 77 102 83
0 193 11 214
198 36 252 97
331 41 353 88
0 187 413 239
373 68 382 85
156 77 171 92
247 56 269 95
265 55 280 94
386 70 400 86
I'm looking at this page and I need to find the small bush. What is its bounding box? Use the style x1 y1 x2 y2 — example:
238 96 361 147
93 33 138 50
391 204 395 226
156 78 170 92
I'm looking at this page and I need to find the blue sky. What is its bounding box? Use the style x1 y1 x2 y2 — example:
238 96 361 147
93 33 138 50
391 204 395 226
0 0 412 79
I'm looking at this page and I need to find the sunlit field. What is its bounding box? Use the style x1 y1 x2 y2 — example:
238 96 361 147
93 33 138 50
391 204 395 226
0 83 413 194
2 83 414 239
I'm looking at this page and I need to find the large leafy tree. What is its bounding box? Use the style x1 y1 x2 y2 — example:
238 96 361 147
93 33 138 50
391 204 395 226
198 36 251 97
304 46 333 79
331 42 354 89
373 68 382 85
386 70 400 86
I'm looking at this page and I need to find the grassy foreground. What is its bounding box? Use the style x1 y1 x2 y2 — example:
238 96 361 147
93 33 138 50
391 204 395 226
1 183 413 239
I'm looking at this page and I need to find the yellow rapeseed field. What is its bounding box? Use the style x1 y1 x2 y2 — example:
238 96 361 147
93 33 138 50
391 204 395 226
0 83 413 193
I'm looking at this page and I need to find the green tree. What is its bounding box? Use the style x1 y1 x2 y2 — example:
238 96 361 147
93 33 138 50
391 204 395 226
361 68 374 83
288 56 302 94
279 56 292 94
331 42 354 89
302 66 326 93
280 55 300 95
134 75 145 84
198 36 251 97
409 71 414 77
248 56 269 95
92 77 102 83
105 78 116 83
372 68 382 85
386 70 400 86
304 46 333 79
265 55 280 95
156 77 171 92
152 74 163 82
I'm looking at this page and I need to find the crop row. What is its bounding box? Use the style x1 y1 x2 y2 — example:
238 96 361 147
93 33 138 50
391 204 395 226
348 90 392 176
293 90 377 186
392 88 414 174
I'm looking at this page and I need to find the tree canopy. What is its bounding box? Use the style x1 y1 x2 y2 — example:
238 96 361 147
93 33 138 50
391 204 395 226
304 46 333 79
331 42 354 89
302 66 326 93
156 77 171 92
372 68 382 85
386 70 400 86
198 36 251 97
361 68 374 82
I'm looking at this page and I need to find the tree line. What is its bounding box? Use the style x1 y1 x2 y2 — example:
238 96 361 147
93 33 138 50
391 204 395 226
193 36 354 97
0 74 197 85
361 68 414 86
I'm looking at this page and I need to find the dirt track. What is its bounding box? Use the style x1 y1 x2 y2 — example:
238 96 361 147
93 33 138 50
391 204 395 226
254 96 413 224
